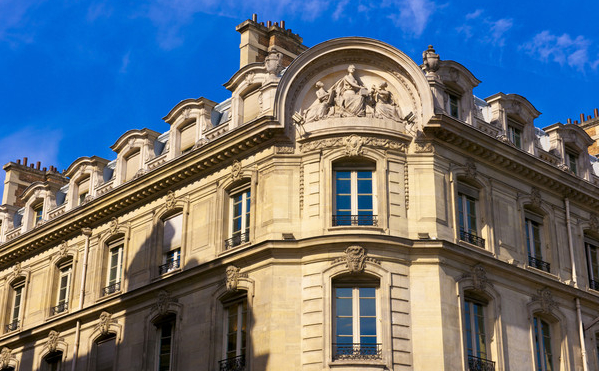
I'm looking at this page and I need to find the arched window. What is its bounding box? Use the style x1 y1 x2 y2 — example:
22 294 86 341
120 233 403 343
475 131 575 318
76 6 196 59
43 351 63 371
332 274 381 360
332 159 377 227
94 333 117 371
220 293 248 370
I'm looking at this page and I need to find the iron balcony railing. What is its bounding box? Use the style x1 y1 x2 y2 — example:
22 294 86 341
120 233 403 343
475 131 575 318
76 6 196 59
528 255 550 273
102 281 121 296
225 232 249 249
332 343 382 361
5 319 19 332
468 355 495 371
332 215 378 227
50 302 68 316
459 229 485 248
218 355 245 371
590 279 599 291
159 259 180 275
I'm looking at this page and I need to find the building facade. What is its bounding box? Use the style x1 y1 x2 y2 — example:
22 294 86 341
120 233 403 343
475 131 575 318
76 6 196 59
0 15 599 371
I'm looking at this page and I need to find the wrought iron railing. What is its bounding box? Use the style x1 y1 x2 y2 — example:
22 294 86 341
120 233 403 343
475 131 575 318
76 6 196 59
528 255 550 273
50 302 68 316
5 319 19 332
219 355 245 371
590 279 599 291
225 232 249 249
159 259 180 275
332 343 382 360
468 355 495 371
102 282 121 296
459 229 485 248
332 215 378 227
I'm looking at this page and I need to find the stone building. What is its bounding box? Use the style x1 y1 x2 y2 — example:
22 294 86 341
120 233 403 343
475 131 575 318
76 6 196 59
1 14 599 371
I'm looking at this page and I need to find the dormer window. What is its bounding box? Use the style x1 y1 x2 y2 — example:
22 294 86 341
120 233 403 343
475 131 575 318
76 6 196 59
566 151 578 175
78 176 90 206
33 202 43 225
448 93 460 119
507 124 522 149
179 122 195 154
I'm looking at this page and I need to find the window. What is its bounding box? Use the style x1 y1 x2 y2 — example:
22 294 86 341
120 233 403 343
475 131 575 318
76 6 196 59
333 284 381 361
156 315 175 371
104 241 123 296
533 316 553 371
566 151 578 175
225 185 250 249
525 212 549 272
43 351 63 371
95 334 116 371
6 280 24 332
51 262 72 315
179 122 195 154
464 299 495 370
160 214 182 274
333 164 376 226
448 92 460 119
220 298 247 371
78 176 90 206
457 184 484 248
33 202 43 225
507 124 522 148
124 150 141 182
586 237 599 290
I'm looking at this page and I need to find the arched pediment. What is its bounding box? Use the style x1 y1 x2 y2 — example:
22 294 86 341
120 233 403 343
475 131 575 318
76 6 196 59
162 97 218 127
274 37 435 137
109 128 161 154
64 156 110 179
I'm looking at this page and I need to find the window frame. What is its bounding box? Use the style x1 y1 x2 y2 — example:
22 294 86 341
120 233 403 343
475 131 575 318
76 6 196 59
447 92 461 119
463 297 494 369
586 236 599 290
155 315 176 371
566 150 578 175
220 296 248 370
33 202 44 226
456 183 485 248
225 184 251 249
7 279 25 332
52 260 72 315
524 211 550 272
104 240 124 296
533 315 554 371
332 163 377 227
160 213 183 275
507 122 523 149
43 351 63 371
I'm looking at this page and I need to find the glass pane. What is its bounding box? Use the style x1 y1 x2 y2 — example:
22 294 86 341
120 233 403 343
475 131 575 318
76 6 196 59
360 298 376 316
336 317 353 336
336 298 352 317
359 287 375 297
336 288 352 297
336 195 351 212
360 317 376 336
357 195 373 211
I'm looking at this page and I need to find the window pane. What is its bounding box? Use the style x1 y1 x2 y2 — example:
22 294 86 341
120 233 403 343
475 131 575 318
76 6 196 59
360 298 376 316
336 317 353 336
357 195 373 211
336 298 352 317
360 317 376 336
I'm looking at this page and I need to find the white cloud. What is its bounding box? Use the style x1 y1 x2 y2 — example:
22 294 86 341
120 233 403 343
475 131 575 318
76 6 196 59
119 51 130 73
465 9 483 20
332 0 350 21
0 0 41 45
523 30 599 71
386 0 436 37
488 18 513 47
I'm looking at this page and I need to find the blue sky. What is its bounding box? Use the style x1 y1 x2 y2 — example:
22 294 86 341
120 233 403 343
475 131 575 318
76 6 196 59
1 0 598 196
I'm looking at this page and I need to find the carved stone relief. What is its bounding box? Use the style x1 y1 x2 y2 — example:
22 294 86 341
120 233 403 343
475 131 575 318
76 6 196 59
465 159 477 179
46 330 60 353
109 217 119 235
300 135 405 153
334 245 380 274
344 135 364 157
225 265 248 292
0 347 11 369
531 288 557 314
95 311 115 336
460 264 491 291
530 187 541 208
153 290 176 317
231 160 242 181
590 213 599 232
165 191 176 211
58 241 69 258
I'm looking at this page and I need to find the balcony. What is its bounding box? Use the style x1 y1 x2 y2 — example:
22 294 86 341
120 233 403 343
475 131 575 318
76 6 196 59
5 319 19 332
468 355 495 371
225 232 249 249
50 302 68 316
332 215 378 227
459 229 485 248
528 255 550 273
102 282 121 296
590 279 599 291
159 259 180 275
332 343 382 361
219 355 245 371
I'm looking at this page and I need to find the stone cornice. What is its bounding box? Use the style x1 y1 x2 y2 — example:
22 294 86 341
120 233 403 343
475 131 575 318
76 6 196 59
424 115 599 208
0 118 283 267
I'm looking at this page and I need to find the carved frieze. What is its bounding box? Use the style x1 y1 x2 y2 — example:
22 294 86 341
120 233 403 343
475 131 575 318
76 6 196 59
334 245 380 274
414 141 434 153
300 135 405 154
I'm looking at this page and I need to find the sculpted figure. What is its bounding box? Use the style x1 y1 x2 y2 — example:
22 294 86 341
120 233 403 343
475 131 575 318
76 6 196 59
304 81 332 122
332 65 369 117
373 82 402 121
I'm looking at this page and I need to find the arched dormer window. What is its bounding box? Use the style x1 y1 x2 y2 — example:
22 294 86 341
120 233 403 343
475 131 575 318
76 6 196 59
332 158 377 227
179 120 196 154
123 149 141 183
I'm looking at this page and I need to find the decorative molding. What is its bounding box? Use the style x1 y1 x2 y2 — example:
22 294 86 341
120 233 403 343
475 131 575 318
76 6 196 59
95 311 116 336
46 330 60 353
165 191 176 211
299 163 305 214
182 108 191 120
531 288 557 314
275 144 295 154
590 213 599 233
530 187 541 208
152 290 177 317
0 347 12 369
225 265 248 292
12 262 22 276
414 141 434 153
245 71 255 85
461 264 491 291
231 160 242 181
300 135 405 153
404 164 409 210
58 241 69 259
465 158 477 179
109 217 119 235
334 245 380 274
344 135 364 157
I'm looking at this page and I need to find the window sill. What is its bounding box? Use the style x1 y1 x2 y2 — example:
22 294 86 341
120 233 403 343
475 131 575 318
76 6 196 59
154 267 181 280
98 290 122 302
457 240 493 255
525 265 558 279
328 226 385 233
219 241 252 256
328 360 387 369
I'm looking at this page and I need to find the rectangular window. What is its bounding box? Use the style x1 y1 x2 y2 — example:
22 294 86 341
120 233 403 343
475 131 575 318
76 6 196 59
124 150 141 182
333 170 376 226
78 177 90 206
160 249 180 275
586 239 599 290
457 184 484 248
7 281 24 331
508 125 522 148
104 242 123 296
333 286 380 360
525 213 549 272
533 316 553 371
52 263 72 315
448 93 460 119
464 299 495 370
566 151 578 175
226 187 251 249
219 299 247 370
96 334 116 371
33 202 43 225
157 319 175 371
179 122 195 154
161 214 182 274
44 351 63 371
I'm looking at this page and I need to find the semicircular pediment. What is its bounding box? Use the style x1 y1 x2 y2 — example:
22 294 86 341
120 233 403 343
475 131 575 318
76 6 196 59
275 38 434 138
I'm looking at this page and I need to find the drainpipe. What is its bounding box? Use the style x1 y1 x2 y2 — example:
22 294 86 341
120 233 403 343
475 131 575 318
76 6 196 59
71 227 92 371
565 198 588 371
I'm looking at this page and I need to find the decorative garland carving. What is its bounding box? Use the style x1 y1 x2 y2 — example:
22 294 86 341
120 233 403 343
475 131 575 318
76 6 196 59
231 160 242 181
531 288 557 314
299 163 305 214
275 144 295 154
334 245 380 274
225 265 248 292
300 135 405 153
414 141 434 153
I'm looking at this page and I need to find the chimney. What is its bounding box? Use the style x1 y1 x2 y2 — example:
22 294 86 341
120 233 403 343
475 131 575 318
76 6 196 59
236 15 307 69
567 118 572 124
580 113 585 123
1 159 68 207
594 108 598 118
